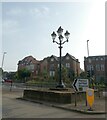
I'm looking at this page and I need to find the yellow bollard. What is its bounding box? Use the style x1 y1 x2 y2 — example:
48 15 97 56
86 88 94 111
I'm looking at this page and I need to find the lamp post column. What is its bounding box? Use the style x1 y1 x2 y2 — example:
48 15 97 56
58 40 64 88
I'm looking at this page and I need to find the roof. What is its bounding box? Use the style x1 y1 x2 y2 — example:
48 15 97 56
18 53 80 65
51 55 59 61
18 55 39 65
84 55 107 59
66 53 77 60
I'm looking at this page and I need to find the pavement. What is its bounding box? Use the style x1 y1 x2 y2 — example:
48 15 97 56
19 96 106 115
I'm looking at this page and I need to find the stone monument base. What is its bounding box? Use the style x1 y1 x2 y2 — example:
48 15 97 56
23 88 72 104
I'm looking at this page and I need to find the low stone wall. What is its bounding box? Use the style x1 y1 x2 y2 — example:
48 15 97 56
71 92 86 102
23 89 72 104
23 89 100 104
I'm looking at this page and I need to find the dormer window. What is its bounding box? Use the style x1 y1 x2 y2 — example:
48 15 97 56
66 63 70 68
96 58 99 61
101 57 104 61
66 56 69 60
51 58 54 62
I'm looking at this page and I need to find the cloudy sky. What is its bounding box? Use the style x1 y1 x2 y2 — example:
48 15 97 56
0 0 105 72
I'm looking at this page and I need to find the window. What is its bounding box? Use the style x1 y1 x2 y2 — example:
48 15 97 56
96 58 99 61
101 64 104 71
87 65 90 71
90 65 93 70
66 63 70 68
50 71 55 77
24 59 27 62
87 65 93 71
26 64 34 70
96 64 100 71
58 64 63 68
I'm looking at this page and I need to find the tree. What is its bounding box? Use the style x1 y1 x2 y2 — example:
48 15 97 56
42 69 49 80
99 77 105 85
67 69 75 81
80 71 87 78
55 66 68 83
17 68 31 83
62 66 68 83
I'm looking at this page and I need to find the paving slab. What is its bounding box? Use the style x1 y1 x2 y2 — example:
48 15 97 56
18 96 106 114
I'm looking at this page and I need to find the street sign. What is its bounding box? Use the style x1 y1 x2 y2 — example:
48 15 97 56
72 79 89 92
72 79 78 91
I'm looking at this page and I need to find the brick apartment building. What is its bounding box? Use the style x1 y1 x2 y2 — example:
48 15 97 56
84 55 107 84
18 56 40 78
18 53 81 79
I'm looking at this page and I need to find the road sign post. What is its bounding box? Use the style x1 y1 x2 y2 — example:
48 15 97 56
72 79 89 107
74 91 77 106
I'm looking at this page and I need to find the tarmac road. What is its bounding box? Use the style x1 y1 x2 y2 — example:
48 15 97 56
2 84 106 119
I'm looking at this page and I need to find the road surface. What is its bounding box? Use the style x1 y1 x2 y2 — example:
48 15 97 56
2 84 106 118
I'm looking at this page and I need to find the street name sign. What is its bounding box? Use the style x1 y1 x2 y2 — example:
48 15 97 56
72 79 89 92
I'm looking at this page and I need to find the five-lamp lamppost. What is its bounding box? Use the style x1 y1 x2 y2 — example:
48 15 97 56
51 26 70 88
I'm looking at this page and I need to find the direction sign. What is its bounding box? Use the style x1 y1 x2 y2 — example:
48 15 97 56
72 79 78 91
72 79 89 92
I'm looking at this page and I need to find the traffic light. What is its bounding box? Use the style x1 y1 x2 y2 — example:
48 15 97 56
87 70 94 77
87 70 90 77
91 70 94 76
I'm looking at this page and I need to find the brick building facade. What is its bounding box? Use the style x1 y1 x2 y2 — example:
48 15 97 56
18 56 40 78
18 53 81 79
84 55 107 84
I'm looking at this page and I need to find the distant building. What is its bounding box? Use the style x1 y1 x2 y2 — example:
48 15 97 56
17 53 81 79
18 56 40 78
84 55 107 83
40 53 80 78
40 57 49 77
62 53 80 77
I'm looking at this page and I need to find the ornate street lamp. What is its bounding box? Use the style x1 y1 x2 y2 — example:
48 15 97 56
51 26 70 88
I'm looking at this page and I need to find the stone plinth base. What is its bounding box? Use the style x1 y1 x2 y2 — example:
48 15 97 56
23 88 71 104
23 88 99 104
49 88 69 91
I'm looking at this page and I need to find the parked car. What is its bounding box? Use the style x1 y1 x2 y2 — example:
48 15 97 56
4 79 12 83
